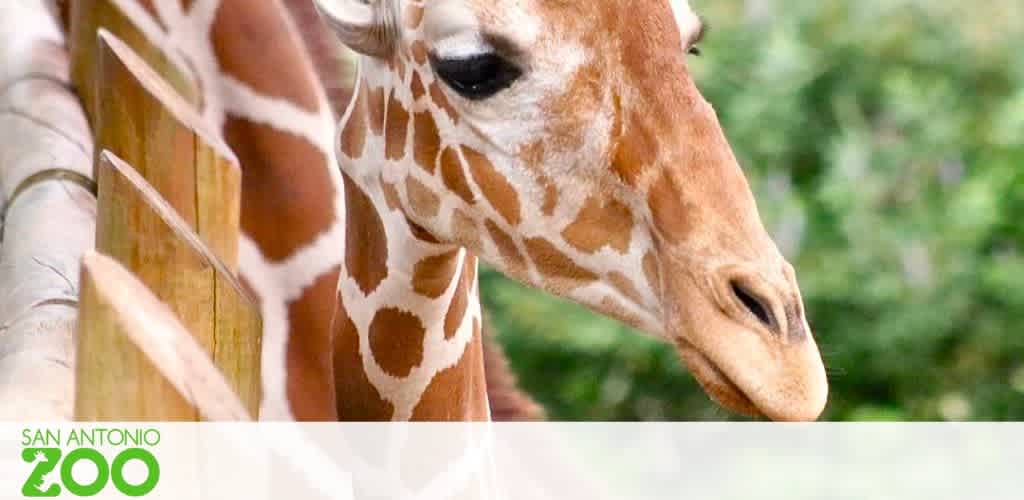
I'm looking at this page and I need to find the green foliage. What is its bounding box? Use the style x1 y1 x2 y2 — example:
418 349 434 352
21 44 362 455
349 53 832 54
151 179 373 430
482 0 1024 420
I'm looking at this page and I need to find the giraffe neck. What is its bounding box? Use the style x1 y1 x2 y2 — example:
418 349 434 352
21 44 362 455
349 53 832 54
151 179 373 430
333 72 490 421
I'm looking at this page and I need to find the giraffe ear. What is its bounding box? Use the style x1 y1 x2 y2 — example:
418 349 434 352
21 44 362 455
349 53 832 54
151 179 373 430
313 0 396 58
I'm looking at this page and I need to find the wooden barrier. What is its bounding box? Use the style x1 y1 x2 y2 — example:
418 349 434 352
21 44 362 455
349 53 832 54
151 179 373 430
77 250 252 421
77 152 261 420
93 30 242 269
68 16 261 420
69 0 197 121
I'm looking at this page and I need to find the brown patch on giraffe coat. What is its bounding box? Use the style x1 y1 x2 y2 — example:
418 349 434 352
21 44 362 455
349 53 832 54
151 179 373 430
228 117 336 261
541 176 559 215
404 3 424 29
411 318 489 421
608 271 645 307
281 0 353 114
440 147 475 204
405 176 441 218
411 40 429 66
521 141 559 215
368 308 426 378
408 220 441 244
412 250 461 298
339 100 367 159
412 111 440 173
642 250 662 300
429 82 459 123
286 266 341 420
610 110 657 187
485 220 526 269
334 298 394 420
647 172 697 244
410 72 426 100
212 0 319 112
521 139 546 170
380 176 403 211
600 296 646 331
385 90 410 161
543 61 602 152
367 86 386 136
524 238 598 289
452 209 480 249
463 147 521 226
444 255 477 340
343 172 389 294
561 196 634 254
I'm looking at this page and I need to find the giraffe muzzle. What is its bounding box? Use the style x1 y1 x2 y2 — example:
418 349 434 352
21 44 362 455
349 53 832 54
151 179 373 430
663 261 829 421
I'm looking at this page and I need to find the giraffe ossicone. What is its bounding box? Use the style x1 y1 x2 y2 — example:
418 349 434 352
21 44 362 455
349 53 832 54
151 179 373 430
319 0 829 421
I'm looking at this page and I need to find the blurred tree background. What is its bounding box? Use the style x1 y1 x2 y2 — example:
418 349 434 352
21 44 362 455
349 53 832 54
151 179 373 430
481 0 1024 421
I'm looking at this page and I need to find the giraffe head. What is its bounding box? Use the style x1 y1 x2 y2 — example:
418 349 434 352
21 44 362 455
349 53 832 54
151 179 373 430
316 0 828 421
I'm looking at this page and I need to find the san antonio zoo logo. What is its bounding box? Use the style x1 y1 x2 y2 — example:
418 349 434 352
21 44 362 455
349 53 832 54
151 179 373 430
20 427 160 497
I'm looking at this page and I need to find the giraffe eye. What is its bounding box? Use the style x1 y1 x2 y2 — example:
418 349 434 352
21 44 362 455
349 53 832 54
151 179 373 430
430 53 522 100
688 46 702 56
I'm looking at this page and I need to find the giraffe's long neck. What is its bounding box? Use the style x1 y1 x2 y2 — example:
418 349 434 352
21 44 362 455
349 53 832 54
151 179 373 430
201 0 345 421
333 75 490 421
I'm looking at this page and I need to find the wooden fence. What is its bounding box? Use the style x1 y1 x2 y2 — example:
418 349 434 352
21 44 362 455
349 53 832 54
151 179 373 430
70 2 262 420
0 1 262 421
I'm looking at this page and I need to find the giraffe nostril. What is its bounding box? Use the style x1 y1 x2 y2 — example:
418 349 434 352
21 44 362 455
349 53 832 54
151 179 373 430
730 281 776 331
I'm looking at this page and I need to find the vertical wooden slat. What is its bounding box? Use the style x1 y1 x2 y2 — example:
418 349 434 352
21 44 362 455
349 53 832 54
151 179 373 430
69 0 196 122
77 151 261 419
94 30 242 269
76 250 252 421
68 2 262 421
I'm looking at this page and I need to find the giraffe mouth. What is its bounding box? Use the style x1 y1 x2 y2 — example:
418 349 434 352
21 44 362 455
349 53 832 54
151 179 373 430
674 339 762 418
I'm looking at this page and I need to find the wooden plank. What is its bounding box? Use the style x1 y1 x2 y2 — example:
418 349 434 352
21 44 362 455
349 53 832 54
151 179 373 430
94 30 241 269
76 251 252 421
84 151 261 419
68 0 196 122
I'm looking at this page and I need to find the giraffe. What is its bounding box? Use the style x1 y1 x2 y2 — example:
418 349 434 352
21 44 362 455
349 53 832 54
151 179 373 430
62 0 541 421
315 0 829 421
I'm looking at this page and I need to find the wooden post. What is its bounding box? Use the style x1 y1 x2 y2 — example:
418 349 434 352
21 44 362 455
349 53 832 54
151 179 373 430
77 151 261 419
94 30 242 268
77 251 252 421
69 0 197 122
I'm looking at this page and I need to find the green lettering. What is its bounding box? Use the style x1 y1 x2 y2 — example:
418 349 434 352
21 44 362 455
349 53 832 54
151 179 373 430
60 448 109 497
111 448 160 497
21 448 61 497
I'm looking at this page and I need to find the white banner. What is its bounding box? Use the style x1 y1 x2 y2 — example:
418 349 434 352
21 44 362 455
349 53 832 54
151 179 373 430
0 423 1020 499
